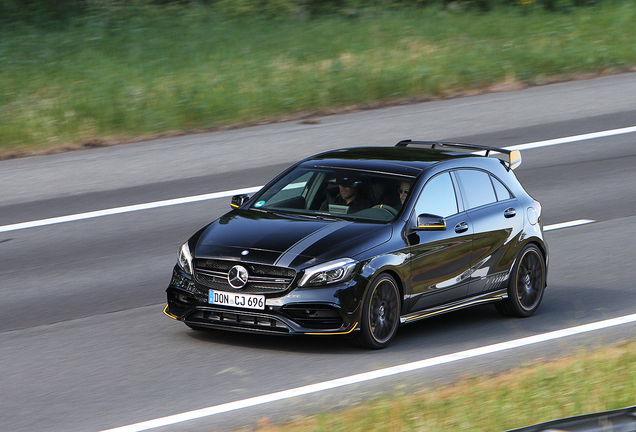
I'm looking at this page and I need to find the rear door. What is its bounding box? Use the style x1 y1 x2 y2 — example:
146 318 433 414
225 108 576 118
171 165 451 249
454 169 523 296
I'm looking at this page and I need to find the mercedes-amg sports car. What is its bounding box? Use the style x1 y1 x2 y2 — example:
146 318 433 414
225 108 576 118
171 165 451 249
164 141 548 349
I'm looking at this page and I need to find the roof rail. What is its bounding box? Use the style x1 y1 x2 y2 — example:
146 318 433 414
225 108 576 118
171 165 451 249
395 139 522 170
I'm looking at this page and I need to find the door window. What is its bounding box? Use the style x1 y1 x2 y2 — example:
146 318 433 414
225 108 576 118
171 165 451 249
455 169 497 210
414 172 458 217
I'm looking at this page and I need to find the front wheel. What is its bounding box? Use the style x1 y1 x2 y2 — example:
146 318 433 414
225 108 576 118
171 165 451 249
496 244 546 318
354 273 401 349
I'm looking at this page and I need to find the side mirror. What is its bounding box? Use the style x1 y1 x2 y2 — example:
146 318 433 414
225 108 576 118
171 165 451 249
416 213 446 231
230 194 250 209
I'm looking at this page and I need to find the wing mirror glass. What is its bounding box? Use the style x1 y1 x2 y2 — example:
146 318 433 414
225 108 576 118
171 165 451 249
230 194 250 209
416 213 446 231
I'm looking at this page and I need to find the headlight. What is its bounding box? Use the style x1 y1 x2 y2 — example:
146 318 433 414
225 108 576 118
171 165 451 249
177 242 194 275
298 258 358 287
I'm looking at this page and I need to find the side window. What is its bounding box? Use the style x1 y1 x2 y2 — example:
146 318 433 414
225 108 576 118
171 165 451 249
455 169 497 210
491 176 512 201
414 172 458 218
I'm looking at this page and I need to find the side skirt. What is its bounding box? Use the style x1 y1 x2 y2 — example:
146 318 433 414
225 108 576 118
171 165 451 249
400 289 508 325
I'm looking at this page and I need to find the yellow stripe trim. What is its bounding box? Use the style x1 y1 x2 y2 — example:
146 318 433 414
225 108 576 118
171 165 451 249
306 322 358 336
404 297 504 322
163 304 178 319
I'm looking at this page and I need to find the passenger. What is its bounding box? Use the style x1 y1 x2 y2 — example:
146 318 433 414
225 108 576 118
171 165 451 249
320 175 372 213
397 181 411 208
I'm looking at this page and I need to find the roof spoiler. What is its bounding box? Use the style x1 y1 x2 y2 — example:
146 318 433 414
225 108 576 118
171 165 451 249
396 140 522 171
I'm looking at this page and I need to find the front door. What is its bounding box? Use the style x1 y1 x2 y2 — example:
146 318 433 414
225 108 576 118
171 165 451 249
406 172 474 312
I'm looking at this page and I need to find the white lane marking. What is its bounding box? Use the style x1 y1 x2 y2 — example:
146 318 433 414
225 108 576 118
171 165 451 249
100 312 636 432
2 125 634 233
0 186 262 233
504 125 636 151
544 219 595 231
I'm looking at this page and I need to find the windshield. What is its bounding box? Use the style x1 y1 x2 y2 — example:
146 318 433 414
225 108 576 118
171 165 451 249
251 166 415 222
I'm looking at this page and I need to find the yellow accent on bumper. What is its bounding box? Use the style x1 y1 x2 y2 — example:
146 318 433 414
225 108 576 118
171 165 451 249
163 304 178 319
306 322 358 336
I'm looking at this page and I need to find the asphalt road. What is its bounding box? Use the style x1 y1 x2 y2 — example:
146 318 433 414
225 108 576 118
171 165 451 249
0 73 635 432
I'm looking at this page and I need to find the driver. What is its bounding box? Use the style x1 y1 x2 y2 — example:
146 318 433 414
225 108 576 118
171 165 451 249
320 175 372 213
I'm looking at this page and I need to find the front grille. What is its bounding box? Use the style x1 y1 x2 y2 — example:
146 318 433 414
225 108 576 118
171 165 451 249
186 309 290 333
194 259 296 294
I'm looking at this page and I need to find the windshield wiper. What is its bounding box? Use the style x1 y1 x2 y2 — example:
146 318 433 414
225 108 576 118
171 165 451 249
260 208 345 221
312 212 347 221
250 207 270 214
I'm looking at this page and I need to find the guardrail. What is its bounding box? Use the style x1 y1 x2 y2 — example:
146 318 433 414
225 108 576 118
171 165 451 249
507 405 636 432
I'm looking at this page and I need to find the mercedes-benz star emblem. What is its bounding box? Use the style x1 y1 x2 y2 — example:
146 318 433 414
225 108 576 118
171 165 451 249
228 265 249 289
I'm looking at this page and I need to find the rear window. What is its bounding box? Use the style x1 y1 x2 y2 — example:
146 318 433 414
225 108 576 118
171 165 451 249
491 176 513 201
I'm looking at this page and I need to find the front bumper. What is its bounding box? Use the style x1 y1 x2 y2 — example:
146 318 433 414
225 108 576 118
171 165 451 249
165 267 363 335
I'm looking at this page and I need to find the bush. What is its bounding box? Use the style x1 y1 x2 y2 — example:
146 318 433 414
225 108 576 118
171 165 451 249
0 0 86 21
215 0 297 18
0 0 612 24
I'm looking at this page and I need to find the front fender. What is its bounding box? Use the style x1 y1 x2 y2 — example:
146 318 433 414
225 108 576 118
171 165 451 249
358 251 410 311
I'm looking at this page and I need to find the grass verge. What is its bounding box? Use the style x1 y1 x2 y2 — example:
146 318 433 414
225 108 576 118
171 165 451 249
1 3 636 157
240 339 636 431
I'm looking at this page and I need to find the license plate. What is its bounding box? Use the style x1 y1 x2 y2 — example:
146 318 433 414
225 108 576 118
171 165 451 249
208 290 265 310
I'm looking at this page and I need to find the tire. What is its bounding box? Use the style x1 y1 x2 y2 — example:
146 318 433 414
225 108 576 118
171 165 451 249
354 273 401 349
495 244 546 318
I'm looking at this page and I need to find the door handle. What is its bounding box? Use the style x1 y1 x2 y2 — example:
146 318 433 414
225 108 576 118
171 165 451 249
455 222 469 233
504 208 516 218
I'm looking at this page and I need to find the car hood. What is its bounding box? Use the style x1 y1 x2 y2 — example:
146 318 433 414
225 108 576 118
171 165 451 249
194 209 391 269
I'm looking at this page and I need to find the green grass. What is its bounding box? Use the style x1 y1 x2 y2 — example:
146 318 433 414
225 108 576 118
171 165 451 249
1 2 636 155
239 340 636 431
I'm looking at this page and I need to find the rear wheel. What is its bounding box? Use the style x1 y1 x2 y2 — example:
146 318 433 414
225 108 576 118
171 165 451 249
496 244 546 317
354 273 401 349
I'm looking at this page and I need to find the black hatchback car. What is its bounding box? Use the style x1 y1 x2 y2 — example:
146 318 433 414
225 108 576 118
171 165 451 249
164 141 548 349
